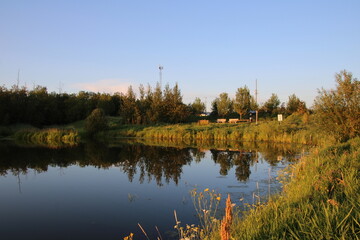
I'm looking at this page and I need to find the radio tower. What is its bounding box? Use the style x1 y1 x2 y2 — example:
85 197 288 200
159 65 163 89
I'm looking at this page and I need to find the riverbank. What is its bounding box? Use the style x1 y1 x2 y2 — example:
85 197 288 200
1 113 334 148
1 119 358 239
0 122 83 148
105 114 334 146
193 137 359 240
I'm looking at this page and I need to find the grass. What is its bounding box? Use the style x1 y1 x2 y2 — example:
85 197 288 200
200 137 360 240
3 115 358 239
105 113 335 146
3 113 334 147
0 120 85 147
13 128 80 148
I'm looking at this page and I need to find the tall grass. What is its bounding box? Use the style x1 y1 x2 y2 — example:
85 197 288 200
205 137 360 239
14 128 79 148
107 114 335 146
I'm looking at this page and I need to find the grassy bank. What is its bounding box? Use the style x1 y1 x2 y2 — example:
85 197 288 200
0 120 85 147
13 128 80 148
199 138 360 240
106 114 334 146
3 113 334 147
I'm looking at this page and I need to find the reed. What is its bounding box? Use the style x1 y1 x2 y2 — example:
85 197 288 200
210 137 360 239
220 194 233 240
14 128 79 148
107 114 335 146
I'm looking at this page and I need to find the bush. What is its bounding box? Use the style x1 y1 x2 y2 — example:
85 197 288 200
85 108 108 137
314 70 360 141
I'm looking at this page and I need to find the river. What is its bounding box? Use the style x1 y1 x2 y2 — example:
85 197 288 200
0 140 306 240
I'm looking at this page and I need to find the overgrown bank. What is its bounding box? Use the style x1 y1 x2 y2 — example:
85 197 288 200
217 137 360 239
166 138 360 240
13 128 80 148
105 113 334 146
6 112 331 148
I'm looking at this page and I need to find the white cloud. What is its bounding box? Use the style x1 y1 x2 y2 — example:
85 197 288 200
71 79 136 94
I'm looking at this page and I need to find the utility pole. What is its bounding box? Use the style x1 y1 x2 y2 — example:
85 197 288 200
17 69 20 87
159 65 163 89
58 81 64 94
255 79 258 104
255 79 258 124
205 97 208 113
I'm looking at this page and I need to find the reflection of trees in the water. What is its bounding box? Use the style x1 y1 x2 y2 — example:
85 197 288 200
0 142 194 185
256 143 303 165
0 141 307 185
211 150 256 181
117 145 193 186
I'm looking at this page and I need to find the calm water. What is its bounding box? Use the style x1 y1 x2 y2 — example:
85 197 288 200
0 141 305 240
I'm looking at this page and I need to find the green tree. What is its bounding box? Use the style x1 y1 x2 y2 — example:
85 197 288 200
234 86 251 119
120 86 137 124
263 93 281 115
210 99 219 117
85 108 108 137
149 83 163 123
190 97 206 115
97 93 116 116
314 70 360 140
286 94 306 114
216 92 233 117
163 83 189 123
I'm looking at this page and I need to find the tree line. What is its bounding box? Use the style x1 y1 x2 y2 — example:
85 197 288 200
0 83 191 126
0 82 308 126
1 70 359 142
210 86 307 119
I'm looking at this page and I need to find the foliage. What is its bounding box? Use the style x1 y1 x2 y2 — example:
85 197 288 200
14 128 79 148
107 113 333 146
174 188 222 240
223 138 360 240
0 85 121 126
286 94 307 114
233 86 252 119
314 70 360 141
0 82 191 127
85 108 108 137
120 86 137 124
263 93 281 115
214 93 233 117
190 97 206 115
170 138 359 240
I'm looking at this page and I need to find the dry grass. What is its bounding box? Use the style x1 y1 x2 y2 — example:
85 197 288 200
220 194 233 240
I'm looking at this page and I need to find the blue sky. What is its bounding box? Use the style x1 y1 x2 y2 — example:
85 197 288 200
1 0 359 109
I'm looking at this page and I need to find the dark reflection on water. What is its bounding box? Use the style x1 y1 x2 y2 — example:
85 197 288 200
0 140 306 240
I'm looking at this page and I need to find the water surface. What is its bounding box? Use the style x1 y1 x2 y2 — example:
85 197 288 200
0 141 305 239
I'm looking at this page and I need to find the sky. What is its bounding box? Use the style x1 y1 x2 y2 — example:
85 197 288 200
1 0 359 110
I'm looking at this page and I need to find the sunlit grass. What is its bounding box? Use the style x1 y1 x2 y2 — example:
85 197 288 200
202 138 360 240
14 128 79 148
106 114 335 146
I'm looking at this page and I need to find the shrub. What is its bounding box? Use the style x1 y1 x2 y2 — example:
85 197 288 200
85 108 108 137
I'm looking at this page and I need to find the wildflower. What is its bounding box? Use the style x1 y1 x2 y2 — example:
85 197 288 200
327 199 339 207
204 188 209 192
216 196 221 201
202 209 209 214
123 232 134 240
